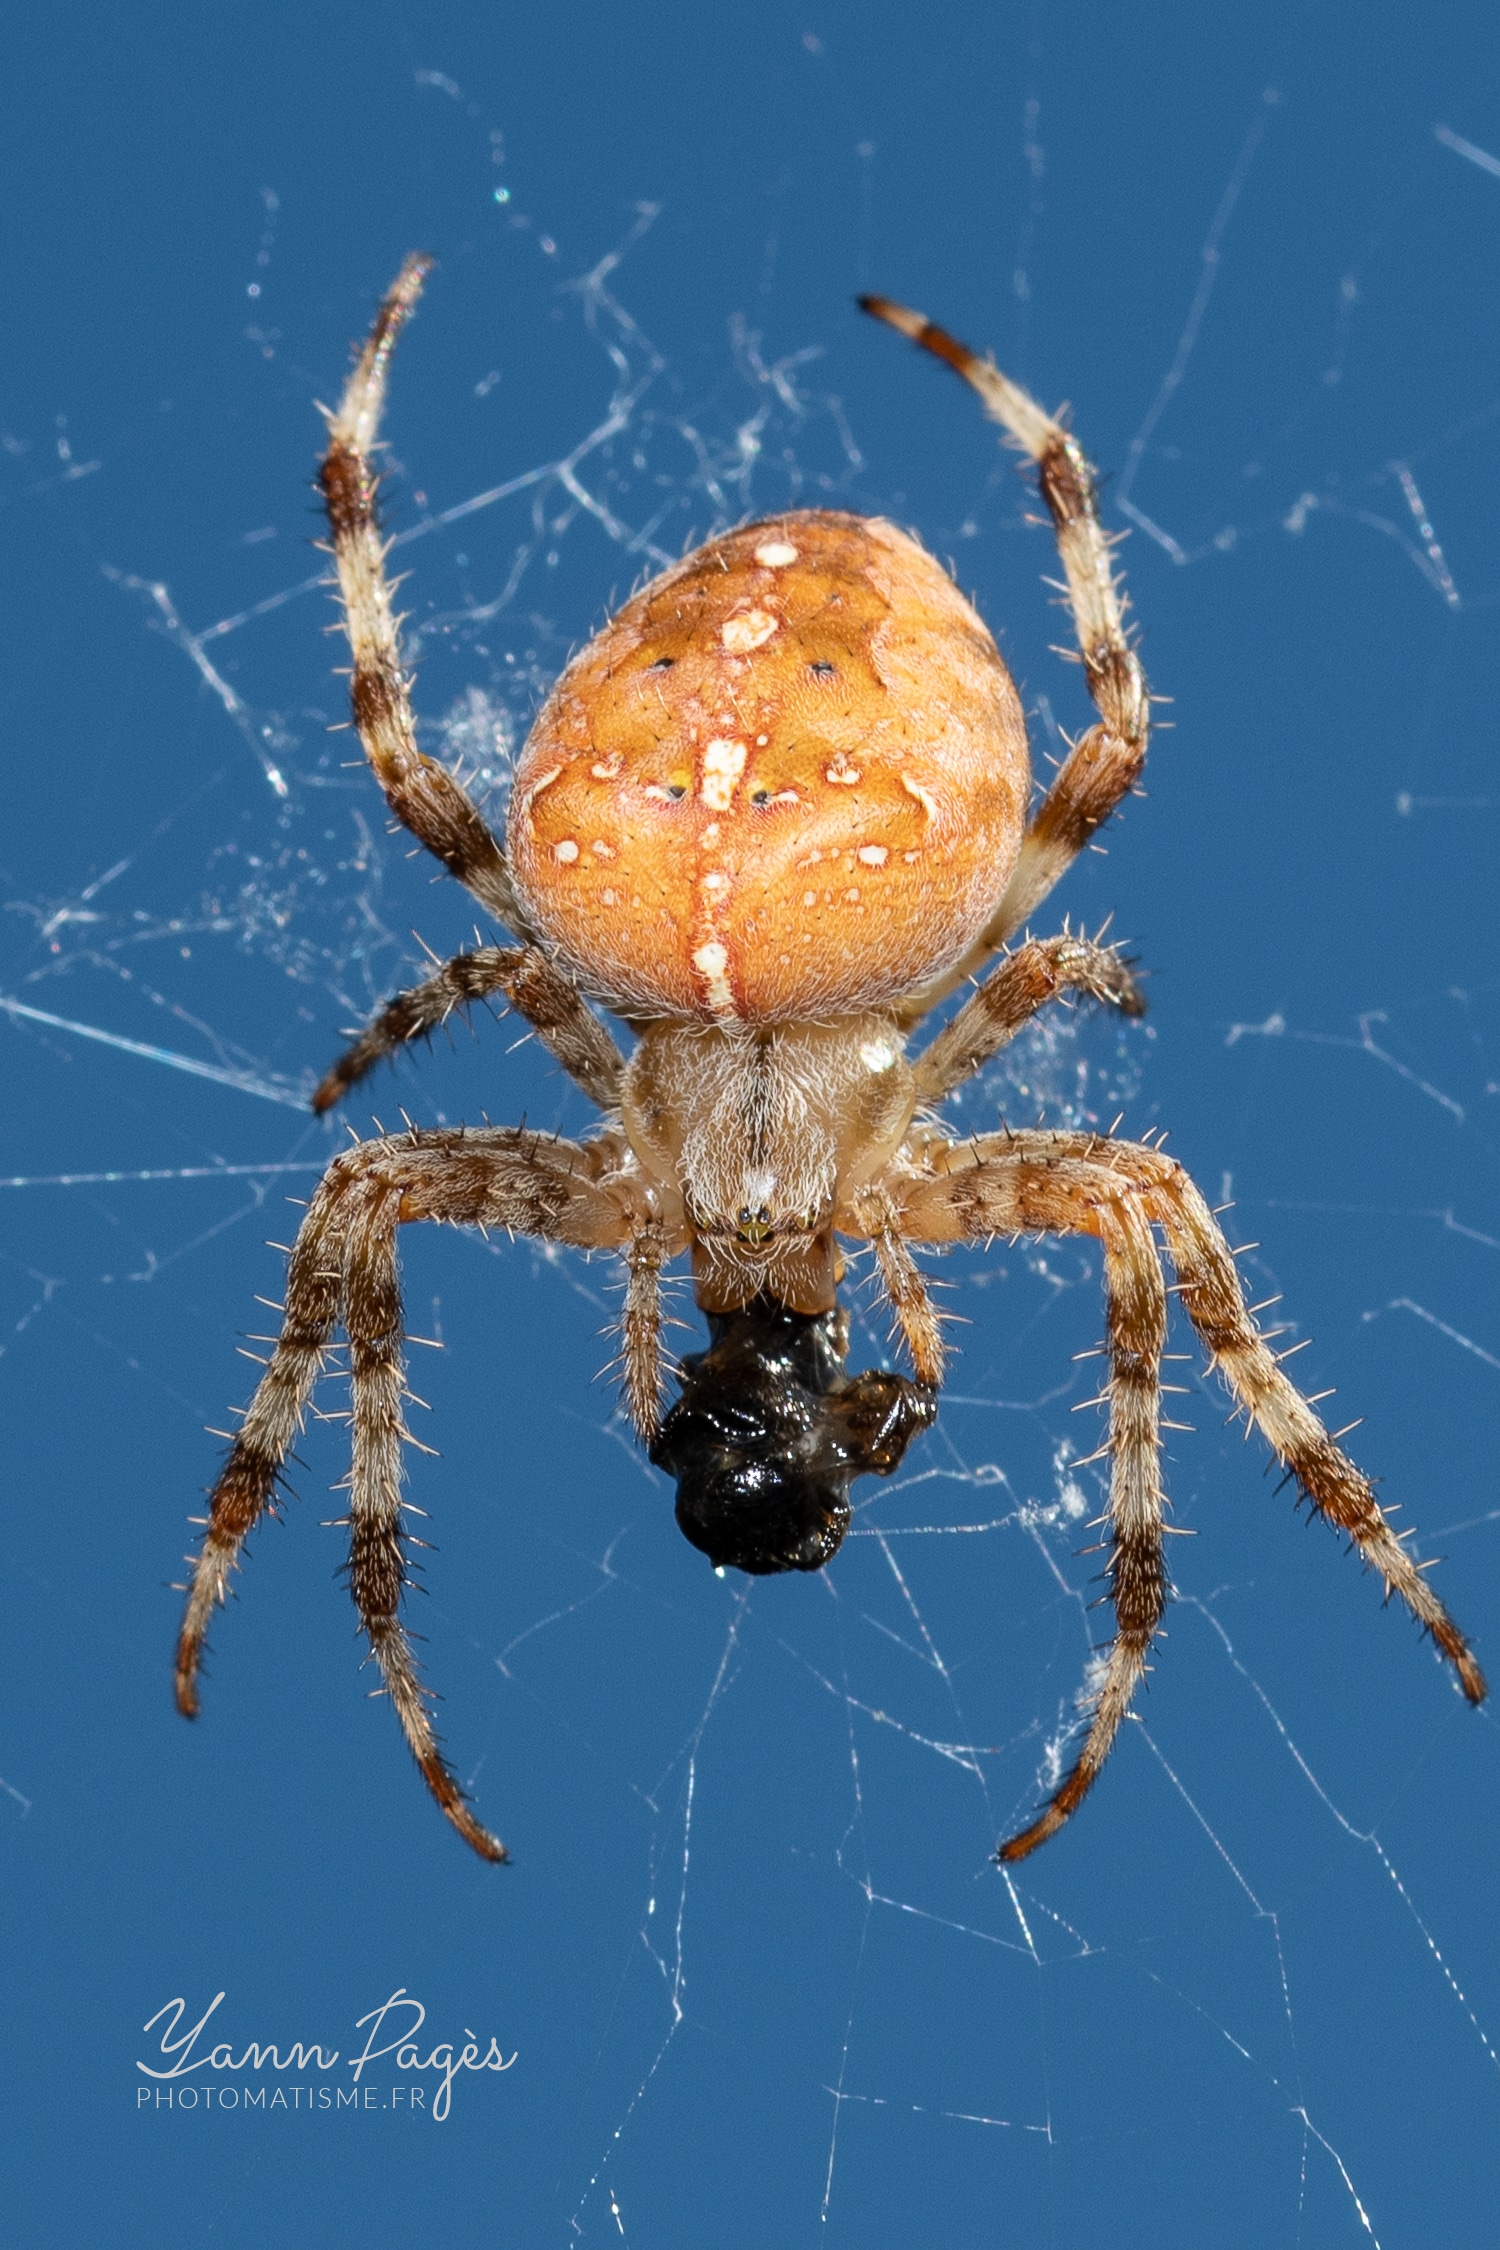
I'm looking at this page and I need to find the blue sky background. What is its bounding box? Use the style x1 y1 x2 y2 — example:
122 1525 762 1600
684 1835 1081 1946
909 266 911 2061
3 2 1499 2242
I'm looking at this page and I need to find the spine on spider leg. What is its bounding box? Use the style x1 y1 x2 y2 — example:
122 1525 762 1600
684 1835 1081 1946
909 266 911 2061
338 1209 508 1864
912 934 1146 1101
317 257 534 939
175 1285 340 1716
856 290 1151 947
1032 449 1148 747
861 1186 948 1386
998 1196 1170 1862
987 588 1148 940
311 945 624 1118
621 1225 668 1442
310 948 523 1115
1146 1166 1487 1704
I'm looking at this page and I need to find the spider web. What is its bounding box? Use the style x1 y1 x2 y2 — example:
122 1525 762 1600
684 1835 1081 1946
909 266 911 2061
3 55 1499 2250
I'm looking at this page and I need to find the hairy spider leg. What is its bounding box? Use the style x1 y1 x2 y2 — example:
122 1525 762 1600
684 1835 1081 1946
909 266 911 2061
836 933 1145 1384
909 929 1146 1105
314 262 626 1118
175 1126 638 1861
312 943 624 1115
614 1220 669 1441
893 1129 1486 1859
860 298 1151 1020
852 1182 952 1386
319 255 537 940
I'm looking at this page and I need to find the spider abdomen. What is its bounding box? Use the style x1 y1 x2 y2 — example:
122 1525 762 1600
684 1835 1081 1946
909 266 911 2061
508 509 1028 1026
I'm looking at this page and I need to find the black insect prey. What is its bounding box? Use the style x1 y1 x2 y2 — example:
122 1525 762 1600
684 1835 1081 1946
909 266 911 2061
650 1295 937 1575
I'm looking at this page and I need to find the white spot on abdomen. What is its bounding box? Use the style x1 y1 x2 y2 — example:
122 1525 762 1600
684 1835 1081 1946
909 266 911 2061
721 608 779 654
700 738 748 810
754 540 798 568
521 766 563 821
553 839 579 863
902 774 940 822
692 940 736 1016
857 844 888 866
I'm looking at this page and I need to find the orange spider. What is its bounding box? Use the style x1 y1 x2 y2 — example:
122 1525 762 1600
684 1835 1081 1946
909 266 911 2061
174 260 1484 1863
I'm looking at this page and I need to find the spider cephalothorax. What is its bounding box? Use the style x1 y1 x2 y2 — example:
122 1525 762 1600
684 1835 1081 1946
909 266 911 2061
174 259 1484 1866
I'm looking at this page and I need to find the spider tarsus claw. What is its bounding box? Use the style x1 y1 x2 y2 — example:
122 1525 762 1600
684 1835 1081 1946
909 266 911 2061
995 1822 1046 1865
420 1757 508 1863
464 1826 510 1866
857 293 930 348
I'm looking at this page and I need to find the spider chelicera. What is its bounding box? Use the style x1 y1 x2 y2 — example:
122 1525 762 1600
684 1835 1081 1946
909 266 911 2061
174 258 1484 1864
